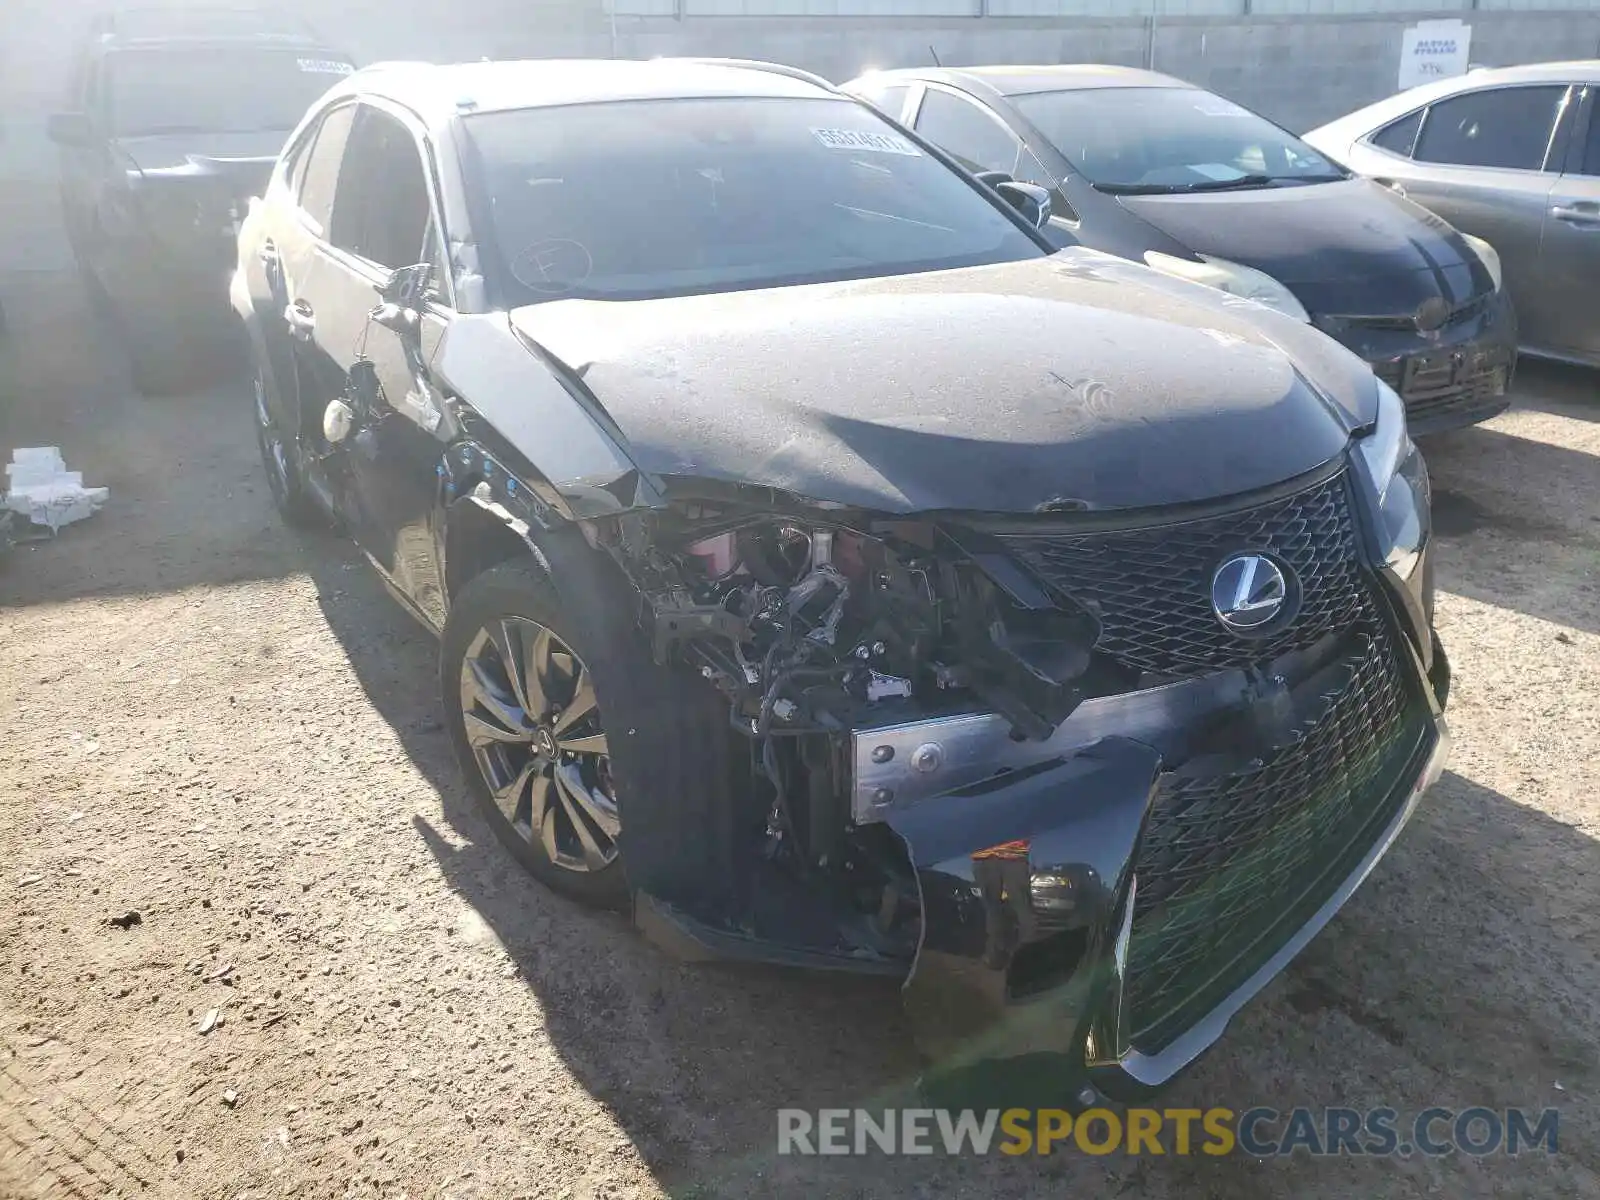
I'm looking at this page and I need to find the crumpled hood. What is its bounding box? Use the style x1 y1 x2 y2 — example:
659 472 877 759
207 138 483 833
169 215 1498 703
119 130 289 172
1119 178 1490 315
506 250 1376 514
119 131 286 199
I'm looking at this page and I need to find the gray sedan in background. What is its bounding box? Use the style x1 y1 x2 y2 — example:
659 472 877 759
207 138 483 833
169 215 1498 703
1305 62 1600 368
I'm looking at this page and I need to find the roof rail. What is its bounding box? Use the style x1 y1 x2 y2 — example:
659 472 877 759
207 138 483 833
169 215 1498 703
664 57 837 92
90 6 321 43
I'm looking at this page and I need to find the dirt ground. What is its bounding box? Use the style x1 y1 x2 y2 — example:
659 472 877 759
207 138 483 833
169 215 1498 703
2 223 1598 1199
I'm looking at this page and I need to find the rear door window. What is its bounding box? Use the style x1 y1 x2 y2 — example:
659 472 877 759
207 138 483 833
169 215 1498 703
295 103 357 235
1413 86 1568 171
1581 95 1600 176
1370 109 1423 157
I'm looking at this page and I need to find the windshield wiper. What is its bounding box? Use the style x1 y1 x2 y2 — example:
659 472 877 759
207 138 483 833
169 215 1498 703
1096 171 1347 195
1095 174 1276 195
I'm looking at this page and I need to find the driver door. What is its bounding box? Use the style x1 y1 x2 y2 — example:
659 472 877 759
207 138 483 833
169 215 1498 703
292 102 452 623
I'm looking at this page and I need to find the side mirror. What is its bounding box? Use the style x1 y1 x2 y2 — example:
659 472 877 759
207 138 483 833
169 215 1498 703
47 112 94 148
379 262 432 309
995 180 1052 231
372 262 432 332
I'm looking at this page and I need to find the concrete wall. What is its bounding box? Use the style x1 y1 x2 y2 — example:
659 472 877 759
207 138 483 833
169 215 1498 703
606 12 1600 129
4 1 1600 178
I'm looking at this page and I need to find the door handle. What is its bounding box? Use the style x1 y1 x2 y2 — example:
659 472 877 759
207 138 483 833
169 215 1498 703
1374 177 1407 198
284 300 316 342
1550 204 1600 228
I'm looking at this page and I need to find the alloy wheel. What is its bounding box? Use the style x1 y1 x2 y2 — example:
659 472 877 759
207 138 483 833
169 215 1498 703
459 617 620 873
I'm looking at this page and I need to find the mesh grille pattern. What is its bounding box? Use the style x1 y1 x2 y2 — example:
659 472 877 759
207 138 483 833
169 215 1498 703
996 472 1365 679
1123 630 1423 1049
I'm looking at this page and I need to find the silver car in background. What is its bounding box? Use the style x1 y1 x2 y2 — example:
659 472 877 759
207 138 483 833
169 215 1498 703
1304 62 1600 368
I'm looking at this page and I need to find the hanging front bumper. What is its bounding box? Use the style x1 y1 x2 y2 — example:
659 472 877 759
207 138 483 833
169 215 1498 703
878 626 1450 1104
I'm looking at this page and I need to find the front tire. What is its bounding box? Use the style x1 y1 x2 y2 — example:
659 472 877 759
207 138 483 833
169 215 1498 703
441 542 750 916
442 559 629 908
252 360 324 529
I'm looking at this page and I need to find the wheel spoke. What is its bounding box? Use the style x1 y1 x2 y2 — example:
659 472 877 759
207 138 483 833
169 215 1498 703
555 761 621 843
527 769 555 847
552 667 598 738
555 731 608 757
522 626 555 722
462 657 527 739
491 759 538 826
464 711 528 747
552 765 614 869
490 619 533 715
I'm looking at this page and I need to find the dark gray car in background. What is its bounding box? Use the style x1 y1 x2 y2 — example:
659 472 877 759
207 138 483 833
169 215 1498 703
845 65 1520 433
1305 61 1600 370
48 7 354 393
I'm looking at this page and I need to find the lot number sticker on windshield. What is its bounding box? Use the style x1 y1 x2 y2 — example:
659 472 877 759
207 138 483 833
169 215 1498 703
811 128 921 156
1191 95 1250 118
298 59 355 75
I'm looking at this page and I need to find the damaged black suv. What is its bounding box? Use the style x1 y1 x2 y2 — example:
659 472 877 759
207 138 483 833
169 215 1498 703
51 7 354 393
234 58 1451 1101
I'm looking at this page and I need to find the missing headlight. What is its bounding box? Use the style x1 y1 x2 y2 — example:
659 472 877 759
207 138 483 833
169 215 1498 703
1356 380 1430 581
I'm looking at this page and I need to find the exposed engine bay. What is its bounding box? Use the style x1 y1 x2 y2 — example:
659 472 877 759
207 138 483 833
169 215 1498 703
590 499 1121 968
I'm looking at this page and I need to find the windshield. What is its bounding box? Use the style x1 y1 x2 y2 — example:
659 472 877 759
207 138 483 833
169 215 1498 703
1013 86 1344 193
106 49 355 136
460 96 1044 305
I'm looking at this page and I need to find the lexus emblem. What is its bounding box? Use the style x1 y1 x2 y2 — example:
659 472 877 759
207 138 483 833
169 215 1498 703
1211 553 1292 633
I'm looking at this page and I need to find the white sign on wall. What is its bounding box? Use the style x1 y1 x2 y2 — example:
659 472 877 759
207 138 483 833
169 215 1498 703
1398 20 1473 92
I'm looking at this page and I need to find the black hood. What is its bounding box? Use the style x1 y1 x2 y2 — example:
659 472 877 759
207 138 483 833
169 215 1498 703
1119 178 1491 316
119 131 285 198
506 251 1377 516
119 130 288 171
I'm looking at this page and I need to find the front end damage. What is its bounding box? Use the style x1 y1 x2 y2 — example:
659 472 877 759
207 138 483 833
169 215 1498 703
577 457 1449 1100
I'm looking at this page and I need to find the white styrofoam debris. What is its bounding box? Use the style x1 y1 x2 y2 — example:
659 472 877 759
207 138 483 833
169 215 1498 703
4 446 109 532
6 446 69 486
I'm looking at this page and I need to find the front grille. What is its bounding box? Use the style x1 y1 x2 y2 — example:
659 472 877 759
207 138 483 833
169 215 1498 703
996 471 1429 1051
996 471 1365 679
1337 293 1489 335
1123 628 1426 1049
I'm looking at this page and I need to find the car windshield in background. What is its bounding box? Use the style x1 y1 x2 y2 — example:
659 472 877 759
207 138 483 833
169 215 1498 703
1013 86 1346 193
107 49 354 136
461 96 1044 305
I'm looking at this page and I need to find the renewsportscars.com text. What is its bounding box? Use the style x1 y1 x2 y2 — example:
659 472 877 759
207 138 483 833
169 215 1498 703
776 1106 1559 1158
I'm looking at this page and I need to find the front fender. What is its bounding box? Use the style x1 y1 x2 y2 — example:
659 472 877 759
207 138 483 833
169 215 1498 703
433 313 663 522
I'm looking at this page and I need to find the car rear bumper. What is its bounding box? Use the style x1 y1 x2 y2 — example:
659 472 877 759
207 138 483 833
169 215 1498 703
1318 288 1518 435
